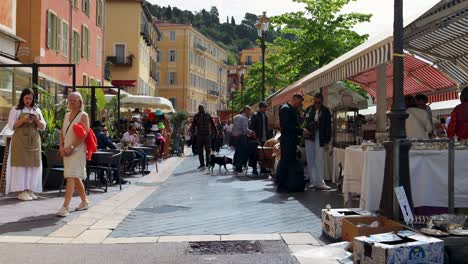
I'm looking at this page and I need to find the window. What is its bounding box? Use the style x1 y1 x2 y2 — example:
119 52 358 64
158 32 163 41
155 72 160 84
169 50 176 62
73 0 79 8
82 74 87 85
169 31 176 41
246 55 252 65
156 51 161 63
96 36 101 66
82 0 90 16
115 44 125 63
71 30 81 63
169 98 177 109
88 77 94 86
62 21 68 57
96 0 103 27
168 72 176 85
46 10 61 52
81 25 90 59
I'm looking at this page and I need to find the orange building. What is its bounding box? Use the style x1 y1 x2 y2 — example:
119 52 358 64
240 46 262 66
16 0 104 90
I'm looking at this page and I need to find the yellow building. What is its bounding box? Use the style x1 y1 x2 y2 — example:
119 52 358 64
156 22 228 115
240 46 262 66
104 0 159 96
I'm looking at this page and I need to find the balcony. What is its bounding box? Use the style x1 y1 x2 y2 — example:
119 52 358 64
195 44 207 53
223 60 229 65
208 89 219 97
106 55 133 66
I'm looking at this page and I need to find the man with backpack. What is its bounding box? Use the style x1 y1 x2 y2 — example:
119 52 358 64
190 105 217 169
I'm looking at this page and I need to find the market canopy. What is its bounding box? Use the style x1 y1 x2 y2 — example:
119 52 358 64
120 95 175 113
348 54 458 103
404 0 468 87
271 0 465 106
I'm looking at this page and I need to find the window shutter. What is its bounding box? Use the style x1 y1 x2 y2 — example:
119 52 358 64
81 25 85 58
47 11 52 49
56 18 61 52
71 31 75 62
77 33 81 63
82 0 85 11
96 1 100 26
87 28 91 60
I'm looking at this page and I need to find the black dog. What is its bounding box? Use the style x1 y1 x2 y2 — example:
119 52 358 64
208 154 233 173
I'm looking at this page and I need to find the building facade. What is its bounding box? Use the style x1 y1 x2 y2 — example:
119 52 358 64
156 22 228 115
0 0 25 128
104 0 159 96
16 0 104 89
240 46 262 66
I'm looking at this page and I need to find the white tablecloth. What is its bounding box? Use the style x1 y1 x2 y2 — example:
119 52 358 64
341 148 468 211
332 148 346 183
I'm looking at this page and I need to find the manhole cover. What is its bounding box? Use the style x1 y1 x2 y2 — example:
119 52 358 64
134 182 161 187
136 205 191 214
187 241 263 255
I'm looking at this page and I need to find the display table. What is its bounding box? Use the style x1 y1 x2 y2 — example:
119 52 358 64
341 147 468 211
332 148 346 183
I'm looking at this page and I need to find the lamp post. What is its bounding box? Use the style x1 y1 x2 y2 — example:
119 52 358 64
239 65 246 106
379 0 413 220
255 11 269 101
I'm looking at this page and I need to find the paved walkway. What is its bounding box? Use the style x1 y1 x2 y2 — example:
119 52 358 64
112 149 343 239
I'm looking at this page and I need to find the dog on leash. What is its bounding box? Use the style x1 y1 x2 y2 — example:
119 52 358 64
208 154 233 173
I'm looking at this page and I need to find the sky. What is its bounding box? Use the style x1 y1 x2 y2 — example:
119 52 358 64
147 0 441 38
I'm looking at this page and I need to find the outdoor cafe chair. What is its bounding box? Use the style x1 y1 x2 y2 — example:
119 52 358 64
44 149 65 196
87 152 114 194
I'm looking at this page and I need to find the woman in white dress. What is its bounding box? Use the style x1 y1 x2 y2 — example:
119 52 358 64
56 92 89 217
5 88 46 200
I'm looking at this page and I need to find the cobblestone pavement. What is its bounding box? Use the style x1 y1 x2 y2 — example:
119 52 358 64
111 149 343 241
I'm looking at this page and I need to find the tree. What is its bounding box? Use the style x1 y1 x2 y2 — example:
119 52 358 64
164 5 172 20
209 6 220 24
231 16 236 25
234 0 371 107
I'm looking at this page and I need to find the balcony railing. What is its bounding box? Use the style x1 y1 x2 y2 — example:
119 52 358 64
106 55 133 66
150 70 158 82
208 89 219 97
196 44 207 52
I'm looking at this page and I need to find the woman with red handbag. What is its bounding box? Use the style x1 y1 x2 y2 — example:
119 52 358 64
56 92 90 217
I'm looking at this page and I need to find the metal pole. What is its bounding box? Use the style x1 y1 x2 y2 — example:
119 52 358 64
91 85 96 126
261 34 266 101
240 74 244 106
72 64 76 92
117 87 121 135
448 138 455 214
380 0 413 219
32 63 39 99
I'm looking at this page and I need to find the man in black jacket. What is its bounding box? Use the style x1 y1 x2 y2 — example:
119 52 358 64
248 101 271 175
191 105 217 169
303 93 331 190
276 94 310 192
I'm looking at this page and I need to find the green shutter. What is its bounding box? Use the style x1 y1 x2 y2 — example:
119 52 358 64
56 18 61 52
62 23 68 57
47 11 52 49
87 28 91 60
77 32 81 63
71 31 75 62
81 25 84 58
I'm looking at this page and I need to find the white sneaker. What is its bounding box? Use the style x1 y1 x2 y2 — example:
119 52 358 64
28 191 38 200
56 207 69 217
316 184 332 190
17 191 33 201
75 202 89 211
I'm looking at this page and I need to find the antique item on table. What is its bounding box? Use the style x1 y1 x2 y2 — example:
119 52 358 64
449 229 468 236
420 228 449 237
332 106 359 148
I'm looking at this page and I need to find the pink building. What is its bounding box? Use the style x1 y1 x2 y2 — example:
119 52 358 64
16 0 105 90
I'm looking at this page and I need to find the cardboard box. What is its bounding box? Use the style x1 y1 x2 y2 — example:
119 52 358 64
321 208 375 239
354 230 444 264
342 216 404 243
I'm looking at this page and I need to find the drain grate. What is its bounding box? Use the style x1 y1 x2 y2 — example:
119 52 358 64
136 205 191 214
187 241 263 255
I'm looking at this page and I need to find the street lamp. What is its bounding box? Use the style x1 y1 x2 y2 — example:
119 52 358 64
379 0 413 220
255 11 269 101
239 64 246 106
